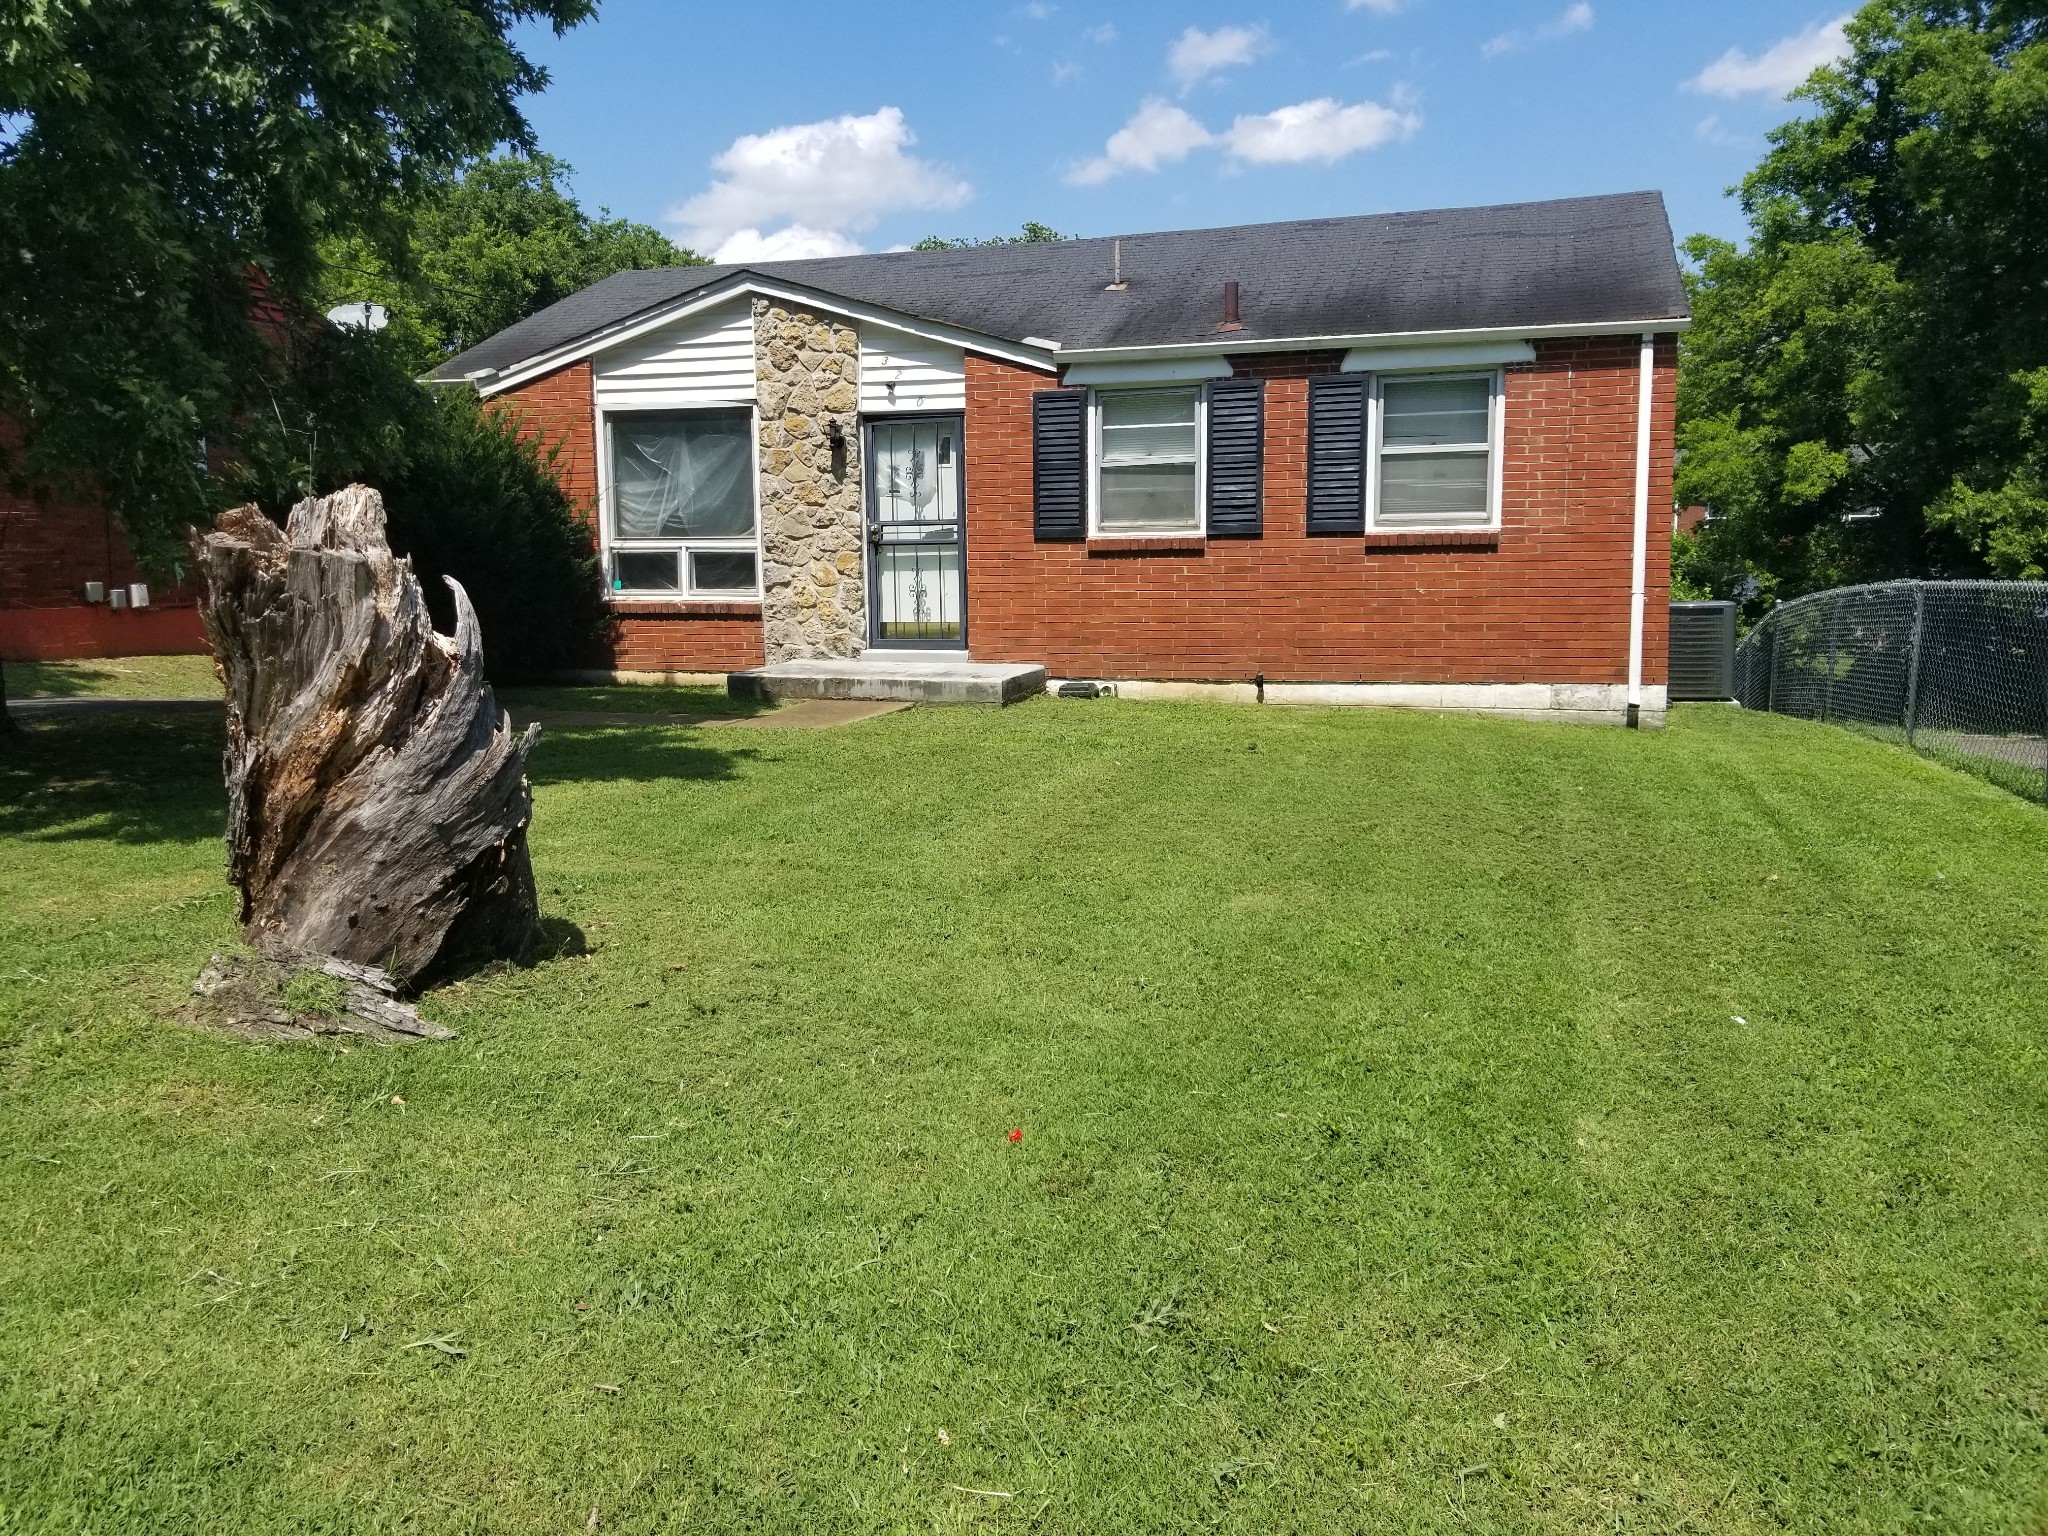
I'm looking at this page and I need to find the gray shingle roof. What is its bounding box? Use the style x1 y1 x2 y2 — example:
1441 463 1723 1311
430 191 1687 383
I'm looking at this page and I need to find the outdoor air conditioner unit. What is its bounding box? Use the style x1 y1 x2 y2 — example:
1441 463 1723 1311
1668 600 1736 701
129 583 149 608
108 587 128 611
84 581 105 603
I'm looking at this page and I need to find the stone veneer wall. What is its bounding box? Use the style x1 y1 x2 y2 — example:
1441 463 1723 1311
754 300 865 661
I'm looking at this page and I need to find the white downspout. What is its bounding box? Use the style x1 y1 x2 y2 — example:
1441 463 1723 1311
1626 331 1655 729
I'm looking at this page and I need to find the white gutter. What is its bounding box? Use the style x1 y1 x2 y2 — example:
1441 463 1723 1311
1050 316 1690 366
1626 331 1655 728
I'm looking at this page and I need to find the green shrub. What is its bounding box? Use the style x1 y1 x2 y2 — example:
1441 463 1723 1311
227 329 608 681
377 387 608 680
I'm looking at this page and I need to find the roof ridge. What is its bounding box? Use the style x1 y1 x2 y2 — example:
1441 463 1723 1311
428 190 1686 384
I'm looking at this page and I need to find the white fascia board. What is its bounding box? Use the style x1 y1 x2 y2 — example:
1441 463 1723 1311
1342 340 1536 373
479 274 1056 397
1050 316 1691 366
1062 356 1234 386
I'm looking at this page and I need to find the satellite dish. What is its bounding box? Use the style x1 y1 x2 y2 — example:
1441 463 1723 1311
326 302 389 332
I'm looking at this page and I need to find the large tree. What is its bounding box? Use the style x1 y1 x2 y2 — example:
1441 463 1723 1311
320 152 699 372
1676 1 2048 610
0 0 595 575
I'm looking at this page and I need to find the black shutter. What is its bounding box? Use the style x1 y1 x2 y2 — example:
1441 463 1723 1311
1206 377 1264 538
1033 389 1087 540
1306 374 1367 535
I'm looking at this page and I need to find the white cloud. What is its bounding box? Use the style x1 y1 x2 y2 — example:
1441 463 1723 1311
670 107 969 263
1687 15 1850 98
1069 90 1419 184
1167 25 1269 91
1223 96 1420 164
1693 114 1741 146
1067 98 1214 184
1351 48 1393 65
1485 2 1594 59
709 226 865 262
1348 0 1401 11
1087 22 1116 44
1052 58 1082 85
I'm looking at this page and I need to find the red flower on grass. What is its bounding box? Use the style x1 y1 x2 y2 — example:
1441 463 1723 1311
1007 1128 1023 1143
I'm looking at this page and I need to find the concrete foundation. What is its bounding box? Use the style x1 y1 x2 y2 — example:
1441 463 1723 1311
1044 678 1668 726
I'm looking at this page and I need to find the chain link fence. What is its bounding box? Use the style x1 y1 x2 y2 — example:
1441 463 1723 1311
1735 580 2048 804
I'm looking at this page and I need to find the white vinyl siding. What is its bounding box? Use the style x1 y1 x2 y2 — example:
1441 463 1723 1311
1366 370 1503 532
859 325 965 413
593 299 756 410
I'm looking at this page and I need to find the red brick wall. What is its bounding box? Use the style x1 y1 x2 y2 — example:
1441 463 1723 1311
962 336 1676 686
0 603 207 661
492 361 767 673
0 419 207 661
492 335 1678 685
491 361 600 513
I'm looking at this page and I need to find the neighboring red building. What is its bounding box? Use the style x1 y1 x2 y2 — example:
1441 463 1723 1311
0 447 206 661
438 192 1688 722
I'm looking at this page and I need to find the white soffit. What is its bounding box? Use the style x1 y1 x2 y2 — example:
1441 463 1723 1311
1061 356 1234 387
1343 340 1537 373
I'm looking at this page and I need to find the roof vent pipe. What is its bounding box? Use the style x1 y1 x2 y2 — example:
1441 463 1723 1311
1218 280 1243 333
1106 238 1127 292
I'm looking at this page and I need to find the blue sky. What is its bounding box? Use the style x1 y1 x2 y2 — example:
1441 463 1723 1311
510 1 1851 262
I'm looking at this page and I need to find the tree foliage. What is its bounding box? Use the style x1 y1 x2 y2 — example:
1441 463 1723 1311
321 153 700 372
913 221 1072 251
0 0 593 569
1677 1 2048 609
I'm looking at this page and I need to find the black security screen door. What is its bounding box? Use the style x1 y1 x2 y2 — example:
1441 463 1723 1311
867 415 966 648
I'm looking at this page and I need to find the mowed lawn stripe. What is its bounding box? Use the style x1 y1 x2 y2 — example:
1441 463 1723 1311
2 700 2044 1532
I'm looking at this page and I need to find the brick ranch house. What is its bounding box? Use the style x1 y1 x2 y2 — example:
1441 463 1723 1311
437 190 1687 723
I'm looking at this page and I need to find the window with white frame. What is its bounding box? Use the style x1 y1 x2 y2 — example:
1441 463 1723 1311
605 409 760 596
1094 387 1202 533
1370 372 1500 530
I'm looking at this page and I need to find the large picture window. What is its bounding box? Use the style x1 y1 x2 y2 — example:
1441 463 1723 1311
1094 387 1201 533
1370 373 1499 530
605 409 760 596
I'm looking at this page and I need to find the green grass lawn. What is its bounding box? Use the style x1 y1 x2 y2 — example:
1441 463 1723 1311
3 698 2046 1533
8 653 222 698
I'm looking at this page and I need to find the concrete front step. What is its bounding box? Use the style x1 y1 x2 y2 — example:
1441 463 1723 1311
728 656 1047 706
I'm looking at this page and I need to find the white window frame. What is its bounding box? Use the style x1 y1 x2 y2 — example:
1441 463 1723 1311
595 402 764 601
1087 384 1208 537
1365 368 1505 533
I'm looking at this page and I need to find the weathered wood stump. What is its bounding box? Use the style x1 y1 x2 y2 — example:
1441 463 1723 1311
192 485 540 992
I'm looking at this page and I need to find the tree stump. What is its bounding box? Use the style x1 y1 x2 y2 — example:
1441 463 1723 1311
192 485 540 991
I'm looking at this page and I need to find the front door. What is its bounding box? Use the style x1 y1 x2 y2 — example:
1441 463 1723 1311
866 414 966 649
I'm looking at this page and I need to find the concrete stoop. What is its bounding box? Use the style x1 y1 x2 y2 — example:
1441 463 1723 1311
728 655 1047 706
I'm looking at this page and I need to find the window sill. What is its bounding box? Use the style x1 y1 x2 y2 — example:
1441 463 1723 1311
1087 534 1207 556
1361 529 1500 551
605 598 763 617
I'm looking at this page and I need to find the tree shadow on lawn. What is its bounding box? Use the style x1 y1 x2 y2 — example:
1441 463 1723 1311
524 722 757 788
0 712 227 845
0 710 753 847
8 660 106 698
